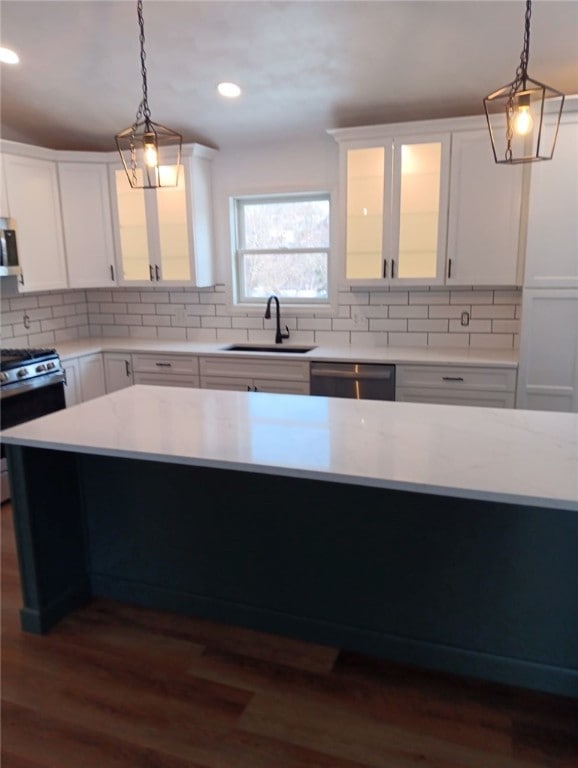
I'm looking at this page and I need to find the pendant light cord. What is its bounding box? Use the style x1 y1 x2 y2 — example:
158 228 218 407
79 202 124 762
512 0 531 92
135 0 151 126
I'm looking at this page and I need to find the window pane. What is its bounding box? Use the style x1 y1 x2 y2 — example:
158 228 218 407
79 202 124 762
241 198 329 249
242 252 328 299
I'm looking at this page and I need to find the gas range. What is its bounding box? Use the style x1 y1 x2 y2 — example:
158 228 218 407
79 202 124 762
0 348 64 396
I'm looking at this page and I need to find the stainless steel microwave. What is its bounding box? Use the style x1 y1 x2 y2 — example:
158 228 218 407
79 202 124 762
0 217 22 277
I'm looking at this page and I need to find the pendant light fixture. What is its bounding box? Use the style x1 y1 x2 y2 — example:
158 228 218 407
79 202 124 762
115 0 182 188
483 0 564 164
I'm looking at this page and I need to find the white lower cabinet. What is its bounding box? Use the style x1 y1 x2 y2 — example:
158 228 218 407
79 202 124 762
396 364 517 408
62 358 81 407
131 354 199 388
103 353 134 393
516 289 578 412
63 353 106 406
199 356 310 394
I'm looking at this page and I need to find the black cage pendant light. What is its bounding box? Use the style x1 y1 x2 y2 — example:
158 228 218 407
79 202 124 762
115 0 182 188
483 0 564 164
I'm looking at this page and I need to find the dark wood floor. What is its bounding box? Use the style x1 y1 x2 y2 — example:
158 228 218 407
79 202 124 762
2 501 577 768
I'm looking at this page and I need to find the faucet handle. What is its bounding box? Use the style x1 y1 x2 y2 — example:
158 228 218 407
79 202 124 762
282 325 290 340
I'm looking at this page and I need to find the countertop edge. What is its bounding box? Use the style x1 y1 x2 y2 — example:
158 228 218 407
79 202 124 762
55 337 519 368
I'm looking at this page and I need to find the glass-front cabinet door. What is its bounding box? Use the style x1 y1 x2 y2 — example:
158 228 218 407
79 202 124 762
114 168 151 282
112 164 190 284
109 144 217 287
342 133 450 285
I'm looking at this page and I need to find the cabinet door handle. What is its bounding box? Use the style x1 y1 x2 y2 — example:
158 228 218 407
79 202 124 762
391 259 395 279
125 360 131 377
247 385 252 392
442 376 464 382
447 258 452 279
155 264 160 281
19 273 24 286
155 362 172 367
110 264 115 281
382 259 387 278
149 265 154 281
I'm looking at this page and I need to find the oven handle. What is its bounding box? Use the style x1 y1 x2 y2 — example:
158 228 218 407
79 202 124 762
0 371 65 399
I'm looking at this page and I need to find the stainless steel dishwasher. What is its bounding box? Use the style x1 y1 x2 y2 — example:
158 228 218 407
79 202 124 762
310 362 395 401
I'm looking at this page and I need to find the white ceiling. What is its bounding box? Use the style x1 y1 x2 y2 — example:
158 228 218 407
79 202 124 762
1 0 577 152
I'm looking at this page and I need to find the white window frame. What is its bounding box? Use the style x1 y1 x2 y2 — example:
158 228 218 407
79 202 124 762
232 191 332 307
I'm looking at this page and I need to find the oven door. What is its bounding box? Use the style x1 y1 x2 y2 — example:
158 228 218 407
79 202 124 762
1 377 66 502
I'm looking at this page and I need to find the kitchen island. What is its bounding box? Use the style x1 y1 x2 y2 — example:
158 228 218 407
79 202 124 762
2 386 577 697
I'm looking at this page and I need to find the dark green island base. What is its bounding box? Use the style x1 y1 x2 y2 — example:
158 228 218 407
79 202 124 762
7 444 578 699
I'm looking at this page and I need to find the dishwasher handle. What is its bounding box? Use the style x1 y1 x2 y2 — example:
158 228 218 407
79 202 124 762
310 364 394 380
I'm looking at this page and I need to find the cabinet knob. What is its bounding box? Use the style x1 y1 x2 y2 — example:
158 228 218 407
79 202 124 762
149 265 154 281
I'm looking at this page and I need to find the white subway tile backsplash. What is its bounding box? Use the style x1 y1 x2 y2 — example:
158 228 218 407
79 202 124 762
143 315 171 327
410 291 450 305
471 305 516 319
1 284 522 352
297 318 332 331
38 293 63 307
449 319 492 333
388 332 428 346
9 296 39 311
369 318 407 332
158 327 187 341
314 331 351 345
139 291 170 303
408 319 449 333
86 290 113 303
492 320 520 333
370 291 409 305
493 289 522 304
130 326 157 339
102 325 130 337
471 333 516 349
186 328 218 342
450 290 493 304
426 333 470 348
428 304 470 319
389 305 428 319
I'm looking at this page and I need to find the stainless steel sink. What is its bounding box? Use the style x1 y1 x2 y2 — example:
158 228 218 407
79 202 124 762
221 343 317 354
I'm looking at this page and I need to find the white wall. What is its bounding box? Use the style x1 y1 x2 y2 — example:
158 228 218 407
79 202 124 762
211 136 339 286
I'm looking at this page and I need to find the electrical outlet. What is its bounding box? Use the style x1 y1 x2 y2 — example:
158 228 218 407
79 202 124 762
352 310 365 326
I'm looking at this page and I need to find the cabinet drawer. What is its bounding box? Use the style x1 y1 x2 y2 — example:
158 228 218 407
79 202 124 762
396 387 515 408
396 365 517 392
199 356 309 381
132 354 199 376
254 378 310 395
133 372 199 388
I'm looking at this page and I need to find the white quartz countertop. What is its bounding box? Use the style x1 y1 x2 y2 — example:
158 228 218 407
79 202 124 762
55 337 518 368
2 386 575 510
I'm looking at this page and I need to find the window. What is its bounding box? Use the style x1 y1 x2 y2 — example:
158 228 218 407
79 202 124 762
233 193 330 304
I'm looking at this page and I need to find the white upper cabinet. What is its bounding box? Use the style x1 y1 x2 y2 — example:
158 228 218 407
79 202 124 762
109 144 217 287
2 151 68 292
446 129 524 286
523 114 578 288
334 127 450 287
58 160 117 288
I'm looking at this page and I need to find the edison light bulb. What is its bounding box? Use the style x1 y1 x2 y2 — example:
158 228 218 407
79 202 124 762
143 133 158 167
513 105 533 136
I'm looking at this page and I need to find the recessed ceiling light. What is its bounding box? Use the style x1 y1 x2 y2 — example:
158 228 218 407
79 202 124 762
217 82 241 99
0 47 20 64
